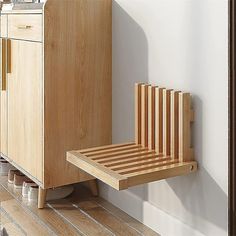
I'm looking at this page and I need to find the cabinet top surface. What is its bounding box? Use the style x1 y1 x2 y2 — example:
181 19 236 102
1 3 43 14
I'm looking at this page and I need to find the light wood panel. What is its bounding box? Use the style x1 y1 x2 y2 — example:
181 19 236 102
43 0 112 188
7 40 43 182
1 15 8 38
8 14 42 42
0 39 8 156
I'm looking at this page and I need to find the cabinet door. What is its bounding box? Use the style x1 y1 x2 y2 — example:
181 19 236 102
1 39 8 156
8 40 43 182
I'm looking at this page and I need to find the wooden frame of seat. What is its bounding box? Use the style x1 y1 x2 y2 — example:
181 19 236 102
67 83 197 190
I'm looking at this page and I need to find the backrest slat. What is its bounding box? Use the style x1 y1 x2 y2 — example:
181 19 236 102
141 84 149 147
148 86 155 150
134 83 193 162
135 83 142 144
155 87 163 154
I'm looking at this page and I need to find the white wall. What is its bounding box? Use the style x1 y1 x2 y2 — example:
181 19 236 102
99 0 228 236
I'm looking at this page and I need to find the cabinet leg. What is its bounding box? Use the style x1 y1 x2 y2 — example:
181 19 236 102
38 187 47 209
87 179 99 196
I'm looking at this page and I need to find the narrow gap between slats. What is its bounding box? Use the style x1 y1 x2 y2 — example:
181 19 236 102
98 150 157 164
111 157 172 172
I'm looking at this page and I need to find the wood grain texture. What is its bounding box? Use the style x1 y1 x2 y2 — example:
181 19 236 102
1 15 8 38
7 40 43 182
43 0 112 188
8 14 42 42
1 199 52 235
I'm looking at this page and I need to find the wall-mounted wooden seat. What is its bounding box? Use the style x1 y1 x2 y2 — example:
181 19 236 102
67 83 197 190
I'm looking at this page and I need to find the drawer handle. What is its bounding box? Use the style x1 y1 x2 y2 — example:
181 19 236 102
17 25 32 30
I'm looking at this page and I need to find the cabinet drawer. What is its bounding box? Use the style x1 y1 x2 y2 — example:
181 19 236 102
8 14 42 42
1 15 8 38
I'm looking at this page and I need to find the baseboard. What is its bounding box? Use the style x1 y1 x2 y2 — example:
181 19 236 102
99 182 209 236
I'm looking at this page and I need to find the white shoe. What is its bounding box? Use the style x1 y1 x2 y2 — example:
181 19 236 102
0 161 14 176
22 181 37 198
28 186 39 202
13 173 30 189
46 185 74 201
8 169 21 184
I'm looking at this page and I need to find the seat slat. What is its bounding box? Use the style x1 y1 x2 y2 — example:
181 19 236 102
110 157 171 172
86 144 141 157
79 142 135 154
119 160 178 175
98 150 156 164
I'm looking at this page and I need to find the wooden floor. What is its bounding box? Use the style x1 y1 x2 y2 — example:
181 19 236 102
0 177 159 236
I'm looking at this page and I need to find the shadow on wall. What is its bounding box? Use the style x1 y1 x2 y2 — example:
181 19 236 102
110 1 228 235
112 1 148 143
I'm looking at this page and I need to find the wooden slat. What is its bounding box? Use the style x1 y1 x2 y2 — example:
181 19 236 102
141 84 149 147
126 162 198 187
98 150 156 164
155 87 164 154
163 89 172 156
135 83 142 144
118 160 178 175
171 91 180 159
67 152 128 190
179 93 194 161
148 86 156 150
79 142 135 154
91 147 148 160
111 157 171 172
104 153 162 167
86 144 140 157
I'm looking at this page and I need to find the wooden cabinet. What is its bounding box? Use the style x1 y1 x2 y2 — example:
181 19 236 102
0 0 112 208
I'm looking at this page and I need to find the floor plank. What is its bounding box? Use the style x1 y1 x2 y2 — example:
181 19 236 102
0 178 82 236
48 200 114 236
0 176 160 236
1 199 52 236
94 198 160 236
